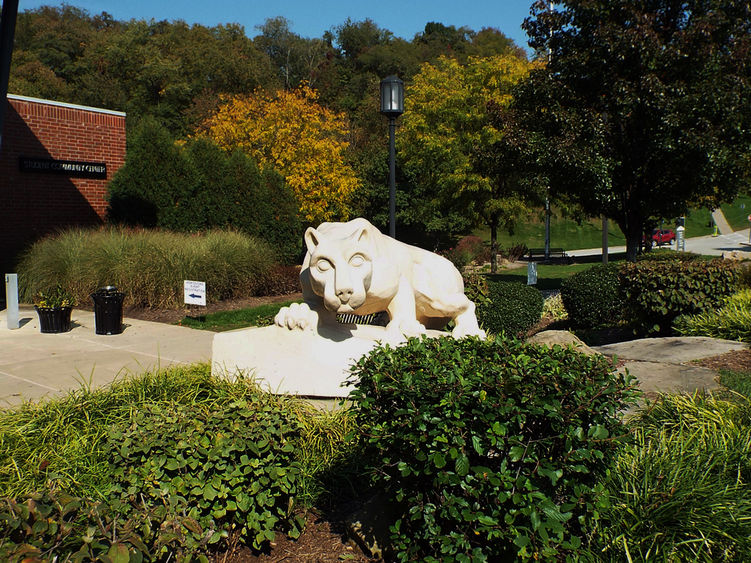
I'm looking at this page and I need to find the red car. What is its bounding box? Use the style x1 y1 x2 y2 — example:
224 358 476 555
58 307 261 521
644 228 676 246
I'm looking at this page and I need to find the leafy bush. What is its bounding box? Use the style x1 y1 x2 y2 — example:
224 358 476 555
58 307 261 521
636 250 702 262
17 227 280 308
476 280 543 336
673 289 751 342
0 491 151 561
542 292 568 321
107 119 301 262
500 243 529 262
106 398 305 555
620 258 739 335
589 393 751 561
348 336 639 561
462 273 491 309
560 264 622 329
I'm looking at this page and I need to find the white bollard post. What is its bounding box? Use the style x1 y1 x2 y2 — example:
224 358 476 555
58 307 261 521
676 225 686 252
4 273 19 329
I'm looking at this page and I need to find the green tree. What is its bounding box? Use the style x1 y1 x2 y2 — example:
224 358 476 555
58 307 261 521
399 55 537 269
509 0 751 260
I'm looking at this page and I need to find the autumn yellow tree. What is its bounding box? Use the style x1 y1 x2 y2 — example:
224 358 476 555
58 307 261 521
197 85 360 223
399 55 538 271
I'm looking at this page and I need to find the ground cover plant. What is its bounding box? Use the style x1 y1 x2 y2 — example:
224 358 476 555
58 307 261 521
0 364 354 561
16 227 280 309
347 335 639 561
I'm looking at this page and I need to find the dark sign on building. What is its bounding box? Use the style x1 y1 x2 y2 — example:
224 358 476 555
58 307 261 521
19 156 107 179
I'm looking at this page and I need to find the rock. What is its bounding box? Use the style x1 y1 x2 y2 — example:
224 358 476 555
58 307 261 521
722 250 751 261
526 330 599 356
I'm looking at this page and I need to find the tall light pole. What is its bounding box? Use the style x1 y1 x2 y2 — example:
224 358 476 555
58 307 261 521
380 75 404 239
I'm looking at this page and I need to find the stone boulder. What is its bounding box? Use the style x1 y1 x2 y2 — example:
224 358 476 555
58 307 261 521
526 330 599 356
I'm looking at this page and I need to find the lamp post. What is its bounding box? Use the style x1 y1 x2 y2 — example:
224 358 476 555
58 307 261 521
380 75 404 239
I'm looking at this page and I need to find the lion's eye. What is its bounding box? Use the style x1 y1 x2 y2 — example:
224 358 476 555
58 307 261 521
316 259 332 272
349 254 365 267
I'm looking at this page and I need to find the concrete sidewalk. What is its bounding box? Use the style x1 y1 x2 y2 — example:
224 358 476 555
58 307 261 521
0 306 214 406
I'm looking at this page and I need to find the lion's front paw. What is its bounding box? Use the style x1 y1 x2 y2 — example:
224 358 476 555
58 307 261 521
274 302 318 331
387 318 426 339
452 324 486 340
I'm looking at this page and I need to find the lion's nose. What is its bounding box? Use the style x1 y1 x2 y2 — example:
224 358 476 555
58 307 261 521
337 288 353 303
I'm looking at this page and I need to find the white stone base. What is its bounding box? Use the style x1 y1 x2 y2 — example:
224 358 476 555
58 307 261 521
211 323 445 398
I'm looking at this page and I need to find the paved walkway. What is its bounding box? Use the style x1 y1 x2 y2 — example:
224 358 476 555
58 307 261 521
593 337 747 397
711 208 733 236
1 302 746 409
0 306 214 406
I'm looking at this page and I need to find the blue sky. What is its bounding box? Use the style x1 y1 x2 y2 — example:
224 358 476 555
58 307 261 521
20 1 535 53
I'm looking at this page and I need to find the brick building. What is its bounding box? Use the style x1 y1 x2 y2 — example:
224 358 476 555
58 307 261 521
0 94 126 271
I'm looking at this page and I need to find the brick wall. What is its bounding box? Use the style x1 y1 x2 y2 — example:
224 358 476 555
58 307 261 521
0 94 125 270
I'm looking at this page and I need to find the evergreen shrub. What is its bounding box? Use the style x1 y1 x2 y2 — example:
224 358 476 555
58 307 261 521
107 118 301 263
348 336 639 561
477 280 543 336
560 264 622 329
620 258 739 334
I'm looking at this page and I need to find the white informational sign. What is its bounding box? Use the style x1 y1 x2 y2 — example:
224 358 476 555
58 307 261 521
184 280 206 306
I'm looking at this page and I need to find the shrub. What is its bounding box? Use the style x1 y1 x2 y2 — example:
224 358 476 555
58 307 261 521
348 336 639 561
17 227 280 308
673 289 751 342
0 491 150 561
107 119 301 262
588 393 751 561
105 398 306 555
636 250 702 262
476 280 543 336
500 243 529 262
620 258 739 335
456 235 491 265
462 273 491 309
542 292 568 321
560 264 622 329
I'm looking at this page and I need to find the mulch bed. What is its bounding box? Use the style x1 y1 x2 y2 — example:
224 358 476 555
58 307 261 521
211 512 375 563
693 348 751 373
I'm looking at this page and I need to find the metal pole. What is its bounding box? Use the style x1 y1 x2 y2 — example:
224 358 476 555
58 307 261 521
0 0 20 154
388 116 396 239
544 195 551 261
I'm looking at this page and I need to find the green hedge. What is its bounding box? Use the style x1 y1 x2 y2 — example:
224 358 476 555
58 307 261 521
560 264 622 329
348 336 639 561
17 228 281 309
477 280 543 336
620 259 739 334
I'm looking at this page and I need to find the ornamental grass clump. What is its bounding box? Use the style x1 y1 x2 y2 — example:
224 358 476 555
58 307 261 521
17 227 279 309
588 393 751 561
348 336 639 561
673 289 751 342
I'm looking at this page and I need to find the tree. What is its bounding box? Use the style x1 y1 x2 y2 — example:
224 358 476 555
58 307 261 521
398 55 537 269
108 119 301 261
509 0 751 260
197 86 360 224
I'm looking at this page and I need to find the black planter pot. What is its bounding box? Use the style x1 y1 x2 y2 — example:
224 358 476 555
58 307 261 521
35 306 72 333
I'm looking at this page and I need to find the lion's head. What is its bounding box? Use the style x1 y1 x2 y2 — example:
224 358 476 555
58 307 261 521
304 224 374 313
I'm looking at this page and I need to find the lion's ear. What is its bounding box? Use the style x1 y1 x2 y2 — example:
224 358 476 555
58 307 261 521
352 225 371 245
304 227 322 254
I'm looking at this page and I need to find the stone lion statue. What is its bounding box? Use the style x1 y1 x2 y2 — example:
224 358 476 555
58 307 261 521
274 218 485 339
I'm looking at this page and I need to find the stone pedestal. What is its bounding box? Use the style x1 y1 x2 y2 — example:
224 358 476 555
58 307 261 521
212 323 445 398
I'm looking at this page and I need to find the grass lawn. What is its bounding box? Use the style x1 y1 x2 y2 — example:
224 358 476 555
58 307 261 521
487 257 625 290
474 207 717 251
721 194 751 231
179 300 301 331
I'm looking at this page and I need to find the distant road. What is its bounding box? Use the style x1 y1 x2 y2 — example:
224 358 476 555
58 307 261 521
568 228 751 258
